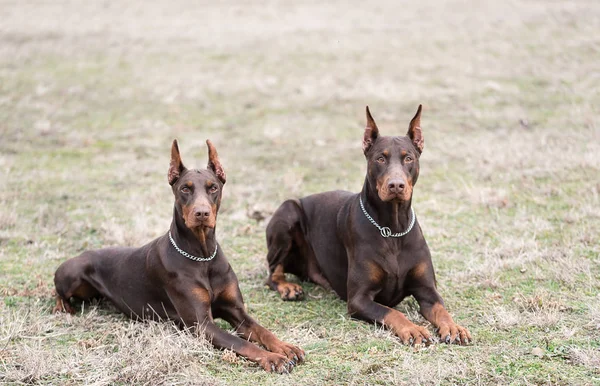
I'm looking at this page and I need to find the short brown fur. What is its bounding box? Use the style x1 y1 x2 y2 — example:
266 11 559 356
54 139 304 373
265 105 471 346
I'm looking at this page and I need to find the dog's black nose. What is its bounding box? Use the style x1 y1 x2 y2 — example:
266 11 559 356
194 208 211 219
388 180 405 193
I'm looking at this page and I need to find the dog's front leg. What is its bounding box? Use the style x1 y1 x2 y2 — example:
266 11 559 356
233 319 305 364
214 282 305 364
412 286 472 345
347 283 431 345
165 283 295 373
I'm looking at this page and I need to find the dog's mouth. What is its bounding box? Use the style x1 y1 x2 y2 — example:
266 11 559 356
184 218 216 230
381 195 408 202
182 218 217 257
378 189 412 203
389 194 408 202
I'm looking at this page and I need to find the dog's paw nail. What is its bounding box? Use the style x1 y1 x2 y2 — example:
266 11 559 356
445 335 451 344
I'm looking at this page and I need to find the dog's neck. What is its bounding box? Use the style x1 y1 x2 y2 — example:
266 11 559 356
361 178 413 233
170 207 218 259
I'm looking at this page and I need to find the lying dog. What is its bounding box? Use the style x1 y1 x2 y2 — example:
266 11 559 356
54 139 304 372
265 105 471 345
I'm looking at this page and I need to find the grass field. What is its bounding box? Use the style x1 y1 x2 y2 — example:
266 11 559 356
1 0 599 384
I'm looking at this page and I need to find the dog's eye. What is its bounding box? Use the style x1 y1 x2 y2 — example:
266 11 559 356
376 156 386 164
181 187 191 194
405 156 413 163
209 185 218 193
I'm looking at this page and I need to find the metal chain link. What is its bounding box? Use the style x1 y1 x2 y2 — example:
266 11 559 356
169 231 218 262
359 197 416 238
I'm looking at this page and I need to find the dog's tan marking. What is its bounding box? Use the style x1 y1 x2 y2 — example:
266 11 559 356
53 296 75 314
182 204 194 226
208 203 217 228
219 282 240 303
191 287 211 304
382 309 412 329
382 309 431 344
368 261 385 284
271 264 285 282
72 281 98 299
429 302 454 326
271 265 304 300
411 262 428 279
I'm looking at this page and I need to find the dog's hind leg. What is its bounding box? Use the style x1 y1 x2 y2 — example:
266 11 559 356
265 200 308 301
53 255 101 314
53 293 75 314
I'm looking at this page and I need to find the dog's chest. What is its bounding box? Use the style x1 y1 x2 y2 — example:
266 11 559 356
375 251 413 306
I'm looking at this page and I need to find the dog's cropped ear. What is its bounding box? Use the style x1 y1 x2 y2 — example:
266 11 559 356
407 104 424 154
206 139 226 184
168 139 186 186
363 106 379 155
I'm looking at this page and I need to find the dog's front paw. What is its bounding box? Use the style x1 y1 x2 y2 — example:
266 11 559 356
396 324 432 346
269 341 305 364
258 352 296 374
437 322 472 345
276 282 304 301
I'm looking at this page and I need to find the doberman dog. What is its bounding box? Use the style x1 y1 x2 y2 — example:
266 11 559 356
265 105 471 346
54 139 304 373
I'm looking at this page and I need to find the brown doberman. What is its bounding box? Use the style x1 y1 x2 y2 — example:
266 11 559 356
54 139 304 373
265 105 472 346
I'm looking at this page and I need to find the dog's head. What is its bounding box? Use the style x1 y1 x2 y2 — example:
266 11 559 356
168 139 226 231
362 105 423 203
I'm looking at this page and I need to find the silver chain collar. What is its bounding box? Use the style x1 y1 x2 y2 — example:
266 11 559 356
168 231 218 262
359 197 416 238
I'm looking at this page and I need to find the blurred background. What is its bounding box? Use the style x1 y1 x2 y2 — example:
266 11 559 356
1 1 599 384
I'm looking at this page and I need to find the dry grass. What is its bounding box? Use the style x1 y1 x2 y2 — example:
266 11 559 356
1 302 221 385
1 0 599 384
